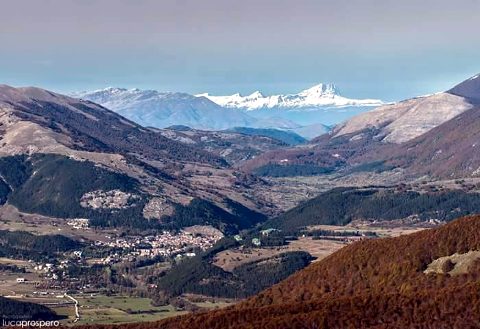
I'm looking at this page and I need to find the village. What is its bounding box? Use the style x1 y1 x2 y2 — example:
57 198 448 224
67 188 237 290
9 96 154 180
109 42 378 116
66 218 224 263
2 221 224 296
94 228 223 263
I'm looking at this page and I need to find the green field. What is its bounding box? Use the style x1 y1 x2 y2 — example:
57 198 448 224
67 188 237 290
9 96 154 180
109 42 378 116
73 295 187 325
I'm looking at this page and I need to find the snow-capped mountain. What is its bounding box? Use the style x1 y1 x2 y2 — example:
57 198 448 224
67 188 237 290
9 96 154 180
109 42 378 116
197 84 383 111
72 85 384 140
72 87 258 130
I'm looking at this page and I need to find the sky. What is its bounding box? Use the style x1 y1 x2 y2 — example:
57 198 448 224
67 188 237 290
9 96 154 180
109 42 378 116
1 0 479 101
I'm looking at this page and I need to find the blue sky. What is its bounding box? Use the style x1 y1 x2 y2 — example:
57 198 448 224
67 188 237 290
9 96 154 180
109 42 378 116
1 0 479 101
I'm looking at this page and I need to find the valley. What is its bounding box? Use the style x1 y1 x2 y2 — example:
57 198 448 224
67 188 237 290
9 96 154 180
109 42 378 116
3 2 480 327
0 217 417 325
0 73 480 327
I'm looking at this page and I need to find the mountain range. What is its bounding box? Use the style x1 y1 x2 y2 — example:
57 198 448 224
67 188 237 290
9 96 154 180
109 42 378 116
198 83 383 110
2 73 480 327
5 73 477 227
72 84 383 139
71 87 257 131
242 73 480 179
151 125 303 166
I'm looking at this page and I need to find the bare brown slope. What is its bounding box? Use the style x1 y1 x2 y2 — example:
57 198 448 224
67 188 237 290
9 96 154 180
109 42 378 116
78 215 480 329
0 84 226 166
152 126 289 166
386 106 480 178
0 84 273 222
240 127 389 173
239 91 474 175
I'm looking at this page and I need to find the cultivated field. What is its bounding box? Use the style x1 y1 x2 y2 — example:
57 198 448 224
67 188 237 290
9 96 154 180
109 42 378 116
71 295 187 325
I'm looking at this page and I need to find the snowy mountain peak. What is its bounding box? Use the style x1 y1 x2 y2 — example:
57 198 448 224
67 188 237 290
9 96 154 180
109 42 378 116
101 87 127 93
299 83 338 96
72 85 384 139
248 91 265 98
198 84 383 111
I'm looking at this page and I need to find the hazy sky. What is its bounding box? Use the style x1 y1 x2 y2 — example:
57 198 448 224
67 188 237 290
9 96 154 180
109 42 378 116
1 0 479 101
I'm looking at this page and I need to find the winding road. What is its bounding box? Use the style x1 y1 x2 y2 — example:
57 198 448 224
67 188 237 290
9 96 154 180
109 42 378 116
64 293 80 323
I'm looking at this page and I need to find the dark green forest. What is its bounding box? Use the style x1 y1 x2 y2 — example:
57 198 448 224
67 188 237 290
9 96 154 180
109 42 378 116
0 297 59 321
155 237 313 300
155 199 266 234
0 230 82 261
266 187 480 231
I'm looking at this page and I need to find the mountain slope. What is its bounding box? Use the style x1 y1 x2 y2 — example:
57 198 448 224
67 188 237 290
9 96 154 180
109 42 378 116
151 126 290 165
386 105 480 178
0 85 273 232
289 123 330 140
115 215 480 328
198 84 383 110
241 76 479 177
72 87 258 130
448 73 480 102
333 92 473 143
0 85 224 165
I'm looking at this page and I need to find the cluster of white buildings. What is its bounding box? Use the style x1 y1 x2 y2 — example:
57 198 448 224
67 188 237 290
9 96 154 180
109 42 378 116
67 218 90 230
95 230 222 263
33 262 63 280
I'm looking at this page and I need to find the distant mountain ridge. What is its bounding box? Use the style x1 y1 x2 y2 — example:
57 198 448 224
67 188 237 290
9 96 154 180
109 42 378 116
197 83 384 110
72 85 384 140
71 87 257 130
226 127 306 145
151 126 294 165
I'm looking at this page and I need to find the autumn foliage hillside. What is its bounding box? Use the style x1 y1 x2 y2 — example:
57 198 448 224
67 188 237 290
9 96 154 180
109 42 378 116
78 215 480 329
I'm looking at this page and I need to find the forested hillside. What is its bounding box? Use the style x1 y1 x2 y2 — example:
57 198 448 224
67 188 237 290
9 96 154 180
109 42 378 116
89 215 480 329
265 187 480 231
0 85 275 234
0 230 82 261
0 154 153 229
154 237 313 300
162 199 267 234
0 154 264 233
